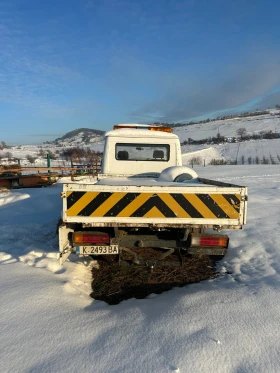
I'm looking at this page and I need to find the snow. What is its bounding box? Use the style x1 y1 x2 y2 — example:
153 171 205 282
96 177 204 187
175 111 280 165
1 165 280 372
174 112 280 141
97 166 201 186
158 166 198 182
181 147 224 164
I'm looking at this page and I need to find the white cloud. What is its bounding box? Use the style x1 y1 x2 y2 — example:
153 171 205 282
130 51 280 122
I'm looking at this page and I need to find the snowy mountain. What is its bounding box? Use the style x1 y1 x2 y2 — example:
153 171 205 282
51 128 105 146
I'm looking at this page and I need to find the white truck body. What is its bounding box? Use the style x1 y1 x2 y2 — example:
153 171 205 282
100 128 182 177
59 125 248 265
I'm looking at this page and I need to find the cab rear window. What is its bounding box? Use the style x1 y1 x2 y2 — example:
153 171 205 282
116 143 170 161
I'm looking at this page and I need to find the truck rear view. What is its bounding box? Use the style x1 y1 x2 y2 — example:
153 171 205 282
59 124 247 267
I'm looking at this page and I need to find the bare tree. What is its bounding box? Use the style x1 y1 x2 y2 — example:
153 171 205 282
48 151 57 160
4 151 12 160
236 128 247 138
0 141 7 149
190 156 202 165
26 154 36 164
38 149 46 157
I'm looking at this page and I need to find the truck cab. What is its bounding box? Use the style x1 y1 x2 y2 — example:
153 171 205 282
100 124 182 178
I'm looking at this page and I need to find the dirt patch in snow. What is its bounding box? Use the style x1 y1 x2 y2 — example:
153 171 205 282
91 249 217 304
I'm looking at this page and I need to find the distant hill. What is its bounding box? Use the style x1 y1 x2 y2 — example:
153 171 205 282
52 128 105 145
153 109 271 128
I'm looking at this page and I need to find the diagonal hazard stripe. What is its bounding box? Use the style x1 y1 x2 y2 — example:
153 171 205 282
197 194 229 219
117 193 153 217
105 193 140 217
90 192 127 216
184 194 217 218
67 192 99 216
66 191 86 210
210 194 240 219
158 193 191 218
172 194 203 218
131 195 176 217
66 191 242 219
78 192 112 216
222 194 241 212
144 206 165 218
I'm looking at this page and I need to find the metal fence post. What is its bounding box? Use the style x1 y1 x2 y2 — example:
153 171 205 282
47 154 50 180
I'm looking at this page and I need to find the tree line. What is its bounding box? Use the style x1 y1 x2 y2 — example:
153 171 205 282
181 128 280 146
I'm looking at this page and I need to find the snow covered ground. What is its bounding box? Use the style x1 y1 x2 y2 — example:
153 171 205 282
173 111 280 141
1 165 280 373
181 138 280 165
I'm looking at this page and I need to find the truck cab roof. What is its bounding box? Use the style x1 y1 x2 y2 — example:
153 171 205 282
105 124 179 140
105 128 179 139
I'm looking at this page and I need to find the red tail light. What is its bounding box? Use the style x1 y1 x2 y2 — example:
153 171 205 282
73 232 110 245
200 237 228 246
191 234 228 248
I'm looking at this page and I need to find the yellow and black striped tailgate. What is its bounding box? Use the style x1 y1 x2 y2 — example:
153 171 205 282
66 191 241 219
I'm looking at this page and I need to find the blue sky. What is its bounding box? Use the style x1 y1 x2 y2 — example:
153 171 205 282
1 0 280 144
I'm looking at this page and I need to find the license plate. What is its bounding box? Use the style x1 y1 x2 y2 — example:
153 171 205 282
76 245 119 255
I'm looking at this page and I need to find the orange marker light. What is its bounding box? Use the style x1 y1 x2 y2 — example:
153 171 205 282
114 125 137 130
149 126 173 133
113 124 172 133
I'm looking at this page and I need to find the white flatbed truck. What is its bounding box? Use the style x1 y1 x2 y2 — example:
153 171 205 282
59 124 247 267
